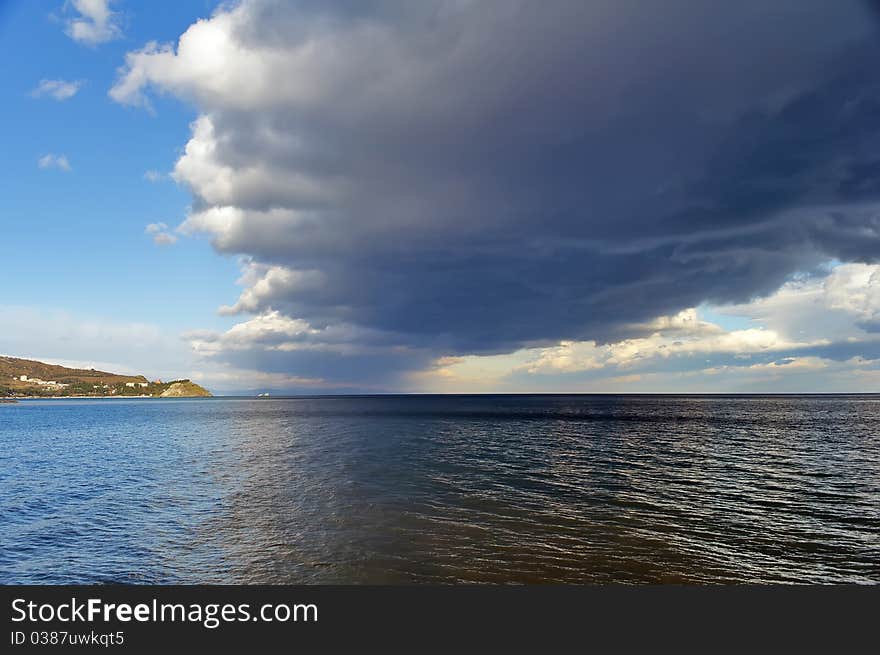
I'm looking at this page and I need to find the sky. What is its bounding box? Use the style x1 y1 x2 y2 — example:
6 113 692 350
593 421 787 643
3 0 880 394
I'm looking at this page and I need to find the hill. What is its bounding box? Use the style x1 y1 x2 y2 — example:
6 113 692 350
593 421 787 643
159 380 212 398
0 356 211 398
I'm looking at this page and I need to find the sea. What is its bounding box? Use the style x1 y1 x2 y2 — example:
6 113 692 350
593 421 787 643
1 395 878 584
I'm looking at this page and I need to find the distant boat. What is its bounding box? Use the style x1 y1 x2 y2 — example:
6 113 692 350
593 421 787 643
257 392 270 398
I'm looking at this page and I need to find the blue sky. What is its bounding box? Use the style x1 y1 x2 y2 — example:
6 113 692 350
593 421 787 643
0 0 235 332
3 1 880 394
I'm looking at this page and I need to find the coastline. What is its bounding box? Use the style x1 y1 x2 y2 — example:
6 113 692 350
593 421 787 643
11 394 210 400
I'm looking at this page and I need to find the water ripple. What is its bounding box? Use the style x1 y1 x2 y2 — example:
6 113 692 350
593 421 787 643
1 395 878 583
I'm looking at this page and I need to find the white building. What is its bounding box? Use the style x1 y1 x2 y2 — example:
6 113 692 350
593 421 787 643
14 374 67 389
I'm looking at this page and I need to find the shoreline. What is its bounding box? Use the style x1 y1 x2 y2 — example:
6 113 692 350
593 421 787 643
11 395 206 400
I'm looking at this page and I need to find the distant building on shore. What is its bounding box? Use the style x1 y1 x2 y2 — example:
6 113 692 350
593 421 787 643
13 374 68 389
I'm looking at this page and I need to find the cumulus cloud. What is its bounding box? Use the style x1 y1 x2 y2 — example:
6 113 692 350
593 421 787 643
519 326 809 376
38 153 71 171
152 233 178 246
184 310 429 389
63 0 122 45
414 306 818 387
413 265 880 391
217 263 326 316
145 222 178 246
112 1 880 388
183 276 880 392
717 263 880 343
31 79 83 101
824 264 880 331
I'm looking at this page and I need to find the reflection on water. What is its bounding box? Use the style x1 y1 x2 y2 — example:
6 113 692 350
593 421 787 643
1 395 878 583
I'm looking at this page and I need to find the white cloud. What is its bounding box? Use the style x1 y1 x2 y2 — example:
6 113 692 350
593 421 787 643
465 324 806 381
108 8 294 110
0 305 295 395
145 222 178 246
0 305 375 395
143 169 164 182
37 153 71 171
152 233 178 246
184 310 376 356
718 263 880 339
63 0 122 45
701 356 829 377
0 305 182 380
521 325 809 375
218 263 325 315
626 308 723 337
183 265 880 392
408 265 880 390
31 79 83 101
823 264 880 329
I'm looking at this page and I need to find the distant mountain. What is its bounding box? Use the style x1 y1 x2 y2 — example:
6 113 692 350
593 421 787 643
0 355 211 398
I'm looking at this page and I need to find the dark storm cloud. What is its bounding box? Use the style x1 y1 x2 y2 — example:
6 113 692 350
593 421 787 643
114 0 880 382
212 347 433 391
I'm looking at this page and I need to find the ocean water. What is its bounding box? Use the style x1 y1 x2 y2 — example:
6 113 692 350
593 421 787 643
1 395 878 584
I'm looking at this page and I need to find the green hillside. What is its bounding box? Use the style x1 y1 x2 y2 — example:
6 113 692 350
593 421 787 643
0 356 211 398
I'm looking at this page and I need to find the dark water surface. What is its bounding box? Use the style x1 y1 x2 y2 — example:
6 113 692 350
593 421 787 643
1 395 878 584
